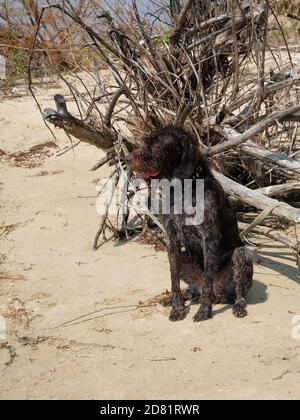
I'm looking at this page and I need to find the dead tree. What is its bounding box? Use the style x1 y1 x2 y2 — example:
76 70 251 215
28 0 300 255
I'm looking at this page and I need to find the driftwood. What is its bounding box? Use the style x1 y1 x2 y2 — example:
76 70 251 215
214 127 300 177
204 105 300 157
27 1 300 255
43 95 114 150
240 142 300 177
257 183 300 197
213 171 300 224
90 154 114 172
238 222 300 254
228 77 300 113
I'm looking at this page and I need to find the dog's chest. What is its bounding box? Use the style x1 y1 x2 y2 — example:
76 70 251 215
163 214 204 254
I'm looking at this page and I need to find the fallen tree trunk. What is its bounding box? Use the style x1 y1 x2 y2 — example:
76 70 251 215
240 141 300 176
29 0 300 254
58 122 114 150
213 170 300 224
238 222 300 253
257 182 300 197
43 95 115 150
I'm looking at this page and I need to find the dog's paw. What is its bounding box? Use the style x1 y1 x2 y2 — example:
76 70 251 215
169 306 186 322
193 307 212 322
233 303 248 318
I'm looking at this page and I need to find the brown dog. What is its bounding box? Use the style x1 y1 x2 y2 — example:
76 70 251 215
126 126 253 322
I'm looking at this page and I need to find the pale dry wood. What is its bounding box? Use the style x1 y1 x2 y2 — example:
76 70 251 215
59 122 114 150
187 6 264 51
29 1 300 251
43 103 114 150
90 153 114 172
229 77 300 113
257 183 300 197
204 105 300 157
213 127 300 176
238 222 300 253
240 142 300 176
213 171 300 224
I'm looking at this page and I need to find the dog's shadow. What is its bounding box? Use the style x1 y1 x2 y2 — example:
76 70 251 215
213 246 300 316
211 280 268 317
248 279 268 305
255 249 300 286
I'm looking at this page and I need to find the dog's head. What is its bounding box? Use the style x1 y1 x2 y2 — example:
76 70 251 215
126 126 207 180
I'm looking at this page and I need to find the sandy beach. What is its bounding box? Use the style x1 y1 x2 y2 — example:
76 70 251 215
1 84 300 400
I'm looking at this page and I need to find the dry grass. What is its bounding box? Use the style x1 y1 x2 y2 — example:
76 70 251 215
0 0 95 84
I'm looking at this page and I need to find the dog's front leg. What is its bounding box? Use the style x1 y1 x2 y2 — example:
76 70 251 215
193 241 215 322
166 222 186 322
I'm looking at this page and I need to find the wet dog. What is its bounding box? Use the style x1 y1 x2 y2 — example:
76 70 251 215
126 126 253 322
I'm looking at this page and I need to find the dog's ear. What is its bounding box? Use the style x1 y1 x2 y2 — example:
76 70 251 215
173 136 199 178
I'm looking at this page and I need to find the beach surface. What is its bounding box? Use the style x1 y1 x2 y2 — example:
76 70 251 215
1 85 300 400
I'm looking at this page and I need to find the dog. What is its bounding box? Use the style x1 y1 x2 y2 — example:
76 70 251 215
126 126 253 322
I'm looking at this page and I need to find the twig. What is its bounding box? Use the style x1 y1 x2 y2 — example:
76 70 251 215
257 182 300 197
238 222 300 254
90 153 114 171
204 104 300 156
287 13 300 22
55 140 81 156
171 0 193 44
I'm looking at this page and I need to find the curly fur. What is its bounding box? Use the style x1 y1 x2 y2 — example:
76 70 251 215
127 126 253 322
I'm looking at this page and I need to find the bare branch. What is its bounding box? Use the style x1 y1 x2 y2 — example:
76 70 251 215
204 105 300 156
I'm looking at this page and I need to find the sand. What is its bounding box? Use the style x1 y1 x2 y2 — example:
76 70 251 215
0 84 300 400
